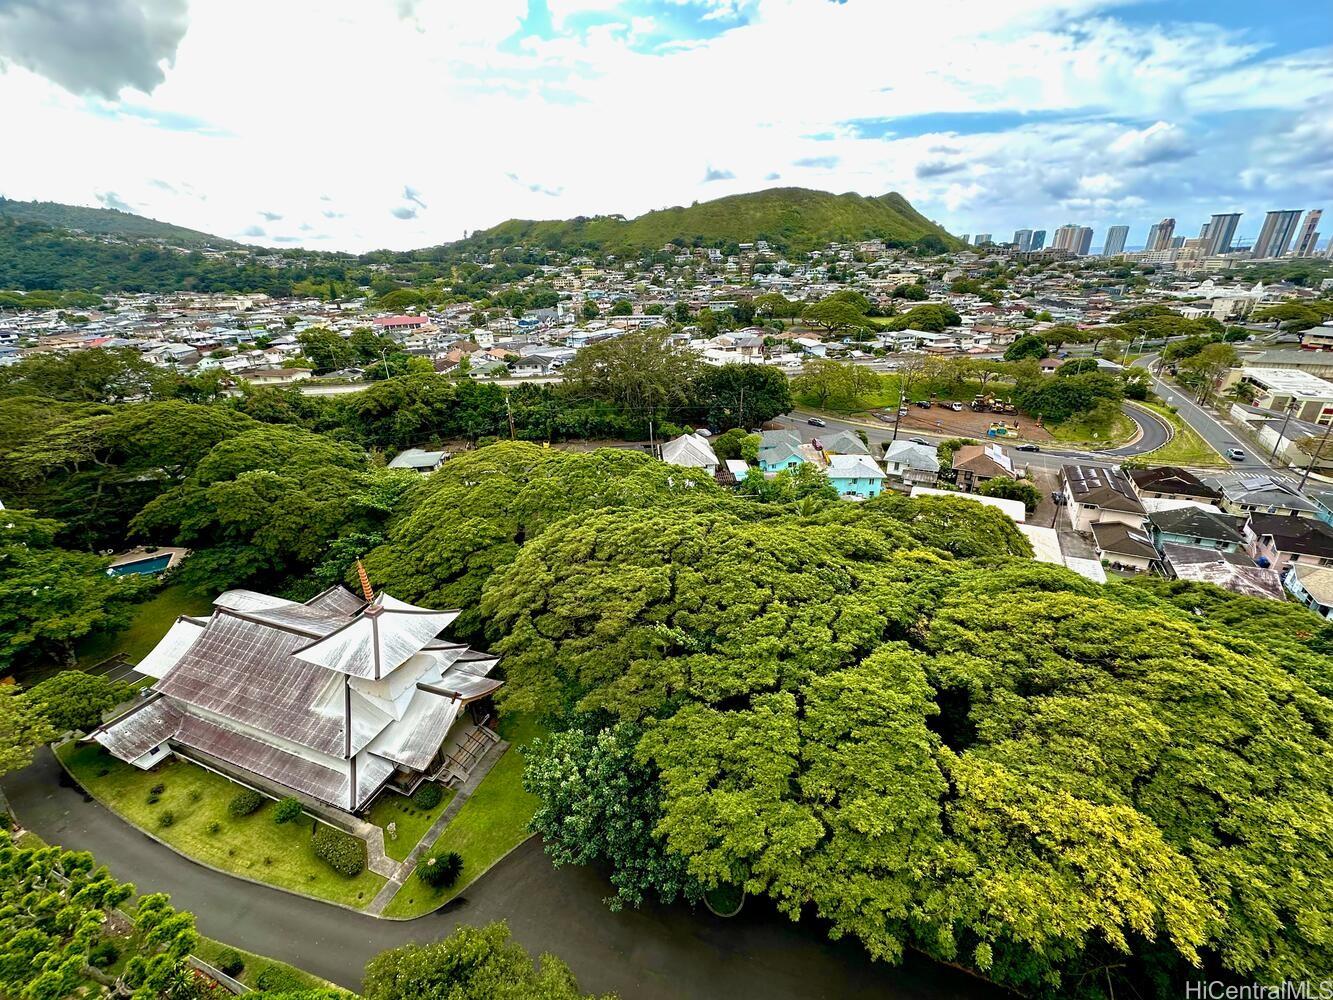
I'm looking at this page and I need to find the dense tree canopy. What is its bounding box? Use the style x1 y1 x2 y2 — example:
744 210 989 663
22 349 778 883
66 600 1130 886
132 425 416 592
481 500 1332 998
881 303 962 332
0 510 147 672
525 723 702 911
22 671 134 734
0 398 256 550
365 443 727 638
363 922 612 1000
560 329 702 414
790 359 884 412
0 832 197 999
1003 334 1048 361
692 363 792 430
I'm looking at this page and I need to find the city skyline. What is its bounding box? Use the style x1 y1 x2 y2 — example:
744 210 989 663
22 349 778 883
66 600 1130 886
970 205 1329 256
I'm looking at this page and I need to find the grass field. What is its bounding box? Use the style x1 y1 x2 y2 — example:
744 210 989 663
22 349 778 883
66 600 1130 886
1046 409 1137 449
383 714 544 918
58 742 385 908
1133 401 1228 468
78 584 213 667
366 784 455 862
193 936 349 995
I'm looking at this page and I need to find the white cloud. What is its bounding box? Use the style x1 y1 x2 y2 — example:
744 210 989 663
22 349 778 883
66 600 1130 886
0 0 1328 251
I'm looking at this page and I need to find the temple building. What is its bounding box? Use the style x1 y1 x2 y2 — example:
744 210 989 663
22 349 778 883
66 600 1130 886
90 586 502 814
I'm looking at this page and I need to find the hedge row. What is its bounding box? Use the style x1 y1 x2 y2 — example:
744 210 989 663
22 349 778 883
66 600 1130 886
312 824 365 877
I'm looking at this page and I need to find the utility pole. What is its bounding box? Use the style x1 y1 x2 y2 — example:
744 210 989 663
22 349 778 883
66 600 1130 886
1297 418 1333 493
1270 400 1297 463
890 370 905 444
738 385 745 430
505 393 516 440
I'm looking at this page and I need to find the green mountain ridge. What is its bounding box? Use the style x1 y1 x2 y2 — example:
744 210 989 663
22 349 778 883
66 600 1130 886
0 198 241 250
455 187 960 253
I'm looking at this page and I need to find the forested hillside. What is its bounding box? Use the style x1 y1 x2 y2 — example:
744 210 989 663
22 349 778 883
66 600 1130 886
450 187 961 254
0 218 354 295
0 198 239 248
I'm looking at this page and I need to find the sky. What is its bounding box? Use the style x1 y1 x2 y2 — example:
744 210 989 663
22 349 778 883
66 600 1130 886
1 0 1330 253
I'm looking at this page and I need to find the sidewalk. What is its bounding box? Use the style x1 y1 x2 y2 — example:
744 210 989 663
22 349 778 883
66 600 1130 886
365 738 510 915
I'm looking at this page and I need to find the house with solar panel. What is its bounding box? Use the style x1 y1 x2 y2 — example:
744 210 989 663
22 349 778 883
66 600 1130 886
88 585 502 815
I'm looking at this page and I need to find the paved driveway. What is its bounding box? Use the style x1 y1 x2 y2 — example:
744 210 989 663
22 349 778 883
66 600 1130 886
5 750 1002 1000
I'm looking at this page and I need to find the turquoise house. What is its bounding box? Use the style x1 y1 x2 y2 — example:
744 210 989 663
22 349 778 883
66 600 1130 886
826 454 887 499
758 442 805 473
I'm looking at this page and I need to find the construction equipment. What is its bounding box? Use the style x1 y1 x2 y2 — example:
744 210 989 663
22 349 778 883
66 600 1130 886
973 394 1018 415
986 421 1022 438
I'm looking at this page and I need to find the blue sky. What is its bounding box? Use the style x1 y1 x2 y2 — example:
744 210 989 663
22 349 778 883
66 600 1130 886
0 0 1329 251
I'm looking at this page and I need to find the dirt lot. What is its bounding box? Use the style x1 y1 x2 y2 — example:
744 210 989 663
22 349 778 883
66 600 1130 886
881 404 1055 443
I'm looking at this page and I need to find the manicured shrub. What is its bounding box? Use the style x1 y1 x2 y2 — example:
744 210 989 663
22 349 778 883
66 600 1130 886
312 824 365 877
188 789 202 803
150 782 166 794
254 965 302 992
417 851 463 889
206 821 222 835
228 788 264 817
216 949 245 977
146 791 161 805
272 796 303 824
158 810 175 828
89 940 120 968
411 783 443 810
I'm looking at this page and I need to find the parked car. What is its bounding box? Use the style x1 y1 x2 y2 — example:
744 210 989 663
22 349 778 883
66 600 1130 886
915 400 932 409
1225 447 1246 461
909 437 929 446
1016 443 1041 452
807 417 827 427
947 402 964 412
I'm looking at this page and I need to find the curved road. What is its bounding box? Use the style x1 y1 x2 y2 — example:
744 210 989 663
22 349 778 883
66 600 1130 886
4 750 1002 1000
779 398 1172 474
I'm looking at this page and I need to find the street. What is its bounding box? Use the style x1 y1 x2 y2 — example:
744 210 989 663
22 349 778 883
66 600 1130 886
1132 354 1296 481
774 400 1171 476
4 749 1001 1000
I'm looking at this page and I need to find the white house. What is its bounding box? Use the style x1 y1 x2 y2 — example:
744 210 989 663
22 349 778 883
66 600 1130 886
661 432 719 473
387 448 449 474
883 441 940 487
1062 464 1147 533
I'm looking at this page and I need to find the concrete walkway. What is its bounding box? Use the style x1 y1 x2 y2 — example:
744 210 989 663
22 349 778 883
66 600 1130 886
5 748 1001 1000
366 738 510 915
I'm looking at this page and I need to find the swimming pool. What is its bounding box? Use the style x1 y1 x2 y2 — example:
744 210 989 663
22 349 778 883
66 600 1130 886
108 553 172 576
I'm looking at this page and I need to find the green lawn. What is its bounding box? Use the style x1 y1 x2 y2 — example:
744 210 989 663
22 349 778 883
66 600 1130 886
366 784 455 862
383 714 545 918
1046 409 1137 449
1133 401 1228 468
193 936 351 995
78 583 214 668
58 742 385 909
